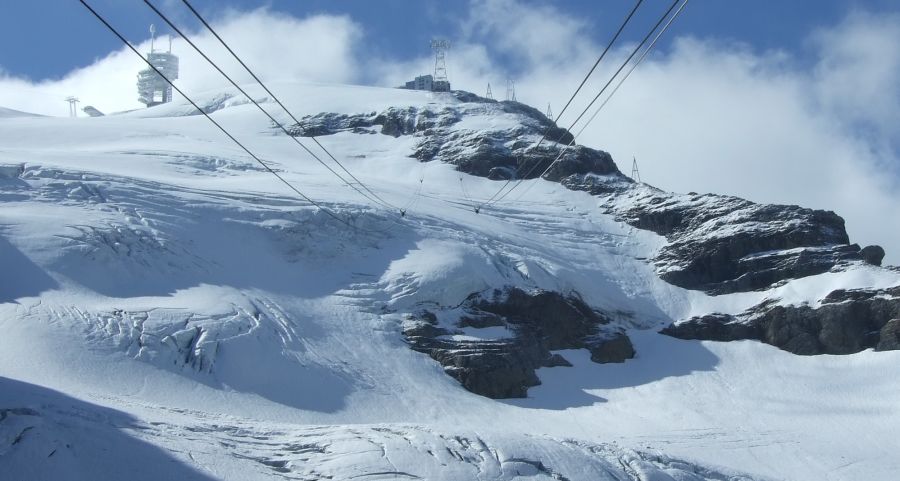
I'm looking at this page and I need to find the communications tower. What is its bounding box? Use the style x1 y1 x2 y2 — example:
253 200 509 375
430 39 451 92
137 24 179 108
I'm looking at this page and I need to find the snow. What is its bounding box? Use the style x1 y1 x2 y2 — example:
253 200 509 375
0 106 42 118
1 81 899 480
441 325 517 341
450 106 523 132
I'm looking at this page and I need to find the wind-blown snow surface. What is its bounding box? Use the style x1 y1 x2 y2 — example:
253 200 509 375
1 82 898 481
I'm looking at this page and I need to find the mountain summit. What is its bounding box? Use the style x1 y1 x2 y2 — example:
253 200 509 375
1 83 898 481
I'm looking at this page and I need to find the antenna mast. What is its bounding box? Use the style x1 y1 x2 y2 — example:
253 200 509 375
506 79 516 101
137 24 180 108
431 39 449 81
486 83 493 100
631 156 641 183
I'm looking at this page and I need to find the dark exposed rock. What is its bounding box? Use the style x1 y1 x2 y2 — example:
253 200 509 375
876 319 900 351
538 146 616 182
402 309 448 338
659 243 861 296
561 174 867 294
545 353 573 367
861 245 886 266
414 309 438 324
659 312 759 342
560 173 632 196
822 287 897 303
290 91 881 296
402 321 448 339
498 100 575 145
586 333 635 363
451 90 494 104
412 336 544 398
458 312 505 328
611 189 858 294
662 286 900 355
467 288 607 350
289 99 617 183
403 287 634 398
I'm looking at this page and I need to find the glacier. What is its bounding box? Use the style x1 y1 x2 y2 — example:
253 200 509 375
1 82 899 480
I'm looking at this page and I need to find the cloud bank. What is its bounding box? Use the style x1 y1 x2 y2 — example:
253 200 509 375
0 9 360 115
1 1 898 263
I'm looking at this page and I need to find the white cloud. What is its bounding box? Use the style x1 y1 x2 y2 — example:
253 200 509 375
190 9 362 87
1 1 898 264
580 31 900 265
391 0 900 264
461 0 596 70
0 8 362 116
811 10 900 146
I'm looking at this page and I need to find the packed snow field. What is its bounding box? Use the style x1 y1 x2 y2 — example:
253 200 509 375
1 83 898 480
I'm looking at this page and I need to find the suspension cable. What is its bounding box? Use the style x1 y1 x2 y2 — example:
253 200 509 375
77 0 354 228
473 0 645 212
511 0 690 202
175 0 403 215
552 0 644 126
143 0 399 214
485 0 683 207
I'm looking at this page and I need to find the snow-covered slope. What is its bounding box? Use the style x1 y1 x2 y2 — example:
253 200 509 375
1 82 898 481
0 106 42 118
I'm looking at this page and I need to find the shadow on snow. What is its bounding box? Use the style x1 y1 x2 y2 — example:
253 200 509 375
501 331 719 410
0 234 58 303
0 376 217 480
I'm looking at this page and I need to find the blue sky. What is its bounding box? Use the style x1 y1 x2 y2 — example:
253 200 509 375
2 0 898 82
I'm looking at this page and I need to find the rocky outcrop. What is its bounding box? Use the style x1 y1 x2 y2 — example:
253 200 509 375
290 93 618 182
662 286 900 354
563 175 863 294
403 287 633 398
877 318 900 350
291 91 881 296
861 245 886 266
408 335 544 398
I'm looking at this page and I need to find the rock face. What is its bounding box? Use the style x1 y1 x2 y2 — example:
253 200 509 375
563 175 863 294
291 91 878 296
662 286 900 355
402 287 633 398
861 245 886 266
291 93 619 182
877 318 900 350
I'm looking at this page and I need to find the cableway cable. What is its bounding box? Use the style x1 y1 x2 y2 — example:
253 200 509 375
552 0 644 125
512 0 690 202
143 0 399 216
400 162 427 215
77 0 354 228
473 0 645 212
176 0 404 216
485 0 684 207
